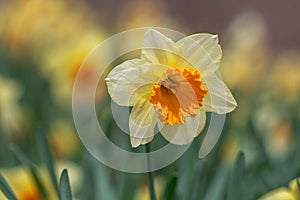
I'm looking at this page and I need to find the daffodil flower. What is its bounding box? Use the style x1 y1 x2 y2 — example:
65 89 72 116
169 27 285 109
106 29 237 147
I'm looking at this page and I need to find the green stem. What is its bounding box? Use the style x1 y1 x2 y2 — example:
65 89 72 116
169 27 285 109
145 143 157 200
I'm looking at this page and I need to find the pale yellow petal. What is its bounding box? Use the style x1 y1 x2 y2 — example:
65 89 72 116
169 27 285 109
140 136 155 145
106 60 167 106
289 179 300 200
176 33 222 75
187 33 222 66
158 111 206 145
129 97 158 147
259 188 296 200
202 73 237 114
141 29 180 67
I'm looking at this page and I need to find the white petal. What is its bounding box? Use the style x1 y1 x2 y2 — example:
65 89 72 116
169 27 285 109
106 59 168 106
194 111 206 137
202 73 237 114
141 29 181 67
158 111 206 145
129 98 158 147
176 33 222 75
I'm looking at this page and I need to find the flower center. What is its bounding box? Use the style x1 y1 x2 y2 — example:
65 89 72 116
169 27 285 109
150 67 208 125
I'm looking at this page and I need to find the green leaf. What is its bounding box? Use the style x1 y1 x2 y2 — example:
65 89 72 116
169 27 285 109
37 130 60 196
204 165 230 200
178 147 198 200
226 152 245 200
91 158 116 200
0 173 18 200
163 174 177 200
191 163 207 200
297 178 300 191
59 169 72 200
0 128 14 166
10 145 48 199
248 119 269 164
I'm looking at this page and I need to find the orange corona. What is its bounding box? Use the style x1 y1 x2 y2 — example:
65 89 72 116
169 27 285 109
150 67 208 125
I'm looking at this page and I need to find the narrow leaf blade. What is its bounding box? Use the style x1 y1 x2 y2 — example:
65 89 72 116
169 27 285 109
163 174 177 200
0 173 18 200
10 145 48 199
59 169 72 200
226 152 245 200
37 131 59 196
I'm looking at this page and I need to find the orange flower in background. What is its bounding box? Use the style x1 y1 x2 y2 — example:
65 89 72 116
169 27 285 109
0 161 82 200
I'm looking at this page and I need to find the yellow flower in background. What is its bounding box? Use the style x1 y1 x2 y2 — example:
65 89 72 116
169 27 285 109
0 0 101 54
259 178 300 200
116 0 185 32
267 51 300 102
1 166 41 200
220 12 269 93
39 30 106 108
106 29 237 147
49 120 81 159
0 76 26 138
0 161 82 200
134 176 165 200
0 0 107 108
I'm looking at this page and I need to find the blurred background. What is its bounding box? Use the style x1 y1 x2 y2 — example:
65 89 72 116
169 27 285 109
0 0 299 199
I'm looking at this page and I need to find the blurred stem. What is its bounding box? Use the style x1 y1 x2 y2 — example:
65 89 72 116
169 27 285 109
145 143 156 200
